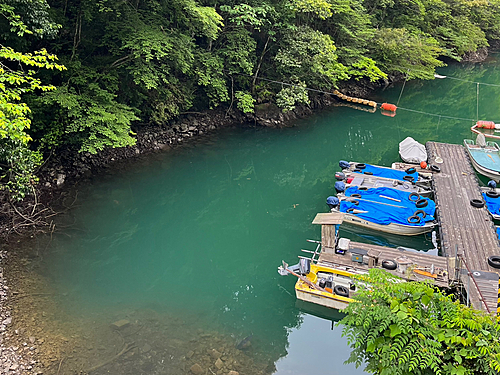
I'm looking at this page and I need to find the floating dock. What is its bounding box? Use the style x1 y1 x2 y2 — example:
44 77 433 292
308 141 500 315
426 142 500 313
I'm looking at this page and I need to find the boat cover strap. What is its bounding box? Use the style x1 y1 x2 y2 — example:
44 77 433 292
362 164 418 182
340 187 435 226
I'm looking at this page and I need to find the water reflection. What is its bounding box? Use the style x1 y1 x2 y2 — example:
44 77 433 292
275 302 364 375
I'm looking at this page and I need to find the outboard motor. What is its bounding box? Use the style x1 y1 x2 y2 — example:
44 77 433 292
335 171 346 181
334 181 345 193
489 180 497 189
326 276 334 289
318 278 327 288
327 196 339 210
339 160 350 170
299 257 311 275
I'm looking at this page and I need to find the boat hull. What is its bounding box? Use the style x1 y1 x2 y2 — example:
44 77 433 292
469 157 500 182
464 139 500 182
295 288 350 310
294 263 356 310
342 212 435 236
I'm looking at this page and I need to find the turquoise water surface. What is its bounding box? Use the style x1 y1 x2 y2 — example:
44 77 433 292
36 57 500 374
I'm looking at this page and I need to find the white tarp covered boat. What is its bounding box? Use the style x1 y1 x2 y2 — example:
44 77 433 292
399 137 427 164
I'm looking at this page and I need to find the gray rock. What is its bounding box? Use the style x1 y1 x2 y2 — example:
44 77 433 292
215 358 223 370
190 363 204 375
110 319 130 329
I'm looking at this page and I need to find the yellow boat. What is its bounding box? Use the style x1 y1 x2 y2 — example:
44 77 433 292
287 261 360 310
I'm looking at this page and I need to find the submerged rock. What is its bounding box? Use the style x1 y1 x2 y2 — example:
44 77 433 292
110 319 130 330
190 363 204 375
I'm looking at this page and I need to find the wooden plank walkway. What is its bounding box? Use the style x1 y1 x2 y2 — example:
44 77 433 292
318 241 451 288
426 141 500 312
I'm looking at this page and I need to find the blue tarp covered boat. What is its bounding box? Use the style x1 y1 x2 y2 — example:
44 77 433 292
333 186 436 236
339 161 430 185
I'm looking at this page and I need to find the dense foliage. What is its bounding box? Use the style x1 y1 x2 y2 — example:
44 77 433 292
341 269 500 375
2 0 500 196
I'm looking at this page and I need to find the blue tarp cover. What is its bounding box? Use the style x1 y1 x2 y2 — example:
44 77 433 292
483 192 500 216
339 187 435 226
358 164 419 183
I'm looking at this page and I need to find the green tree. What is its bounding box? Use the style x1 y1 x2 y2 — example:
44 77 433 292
0 2 65 199
341 269 500 375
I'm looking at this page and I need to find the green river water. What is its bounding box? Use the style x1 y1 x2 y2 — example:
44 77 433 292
20 56 500 374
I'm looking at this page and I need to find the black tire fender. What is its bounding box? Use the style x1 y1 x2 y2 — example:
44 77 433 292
356 163 366 169
488 256 500 269
486 190 500 199
364 171 374 175
414 210 426 218
470 198 485 208
415 199 428 208
403 175 414 182
407 215 421 224
334 285 350 297
409 192 420 202
359 187 368 191
405 167 416 174
381 259 397 270
430 164 441 173
351 193 362 198
346 207 355 213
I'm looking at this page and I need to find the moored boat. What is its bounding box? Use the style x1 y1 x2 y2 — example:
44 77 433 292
328 186 437 236
398 137 427 164
334 171 433 197
279 259 359 310
339 160 431 186
481 186 500 220
464 135 500 182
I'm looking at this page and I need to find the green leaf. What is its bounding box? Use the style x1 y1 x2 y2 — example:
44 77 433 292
389 324 402 338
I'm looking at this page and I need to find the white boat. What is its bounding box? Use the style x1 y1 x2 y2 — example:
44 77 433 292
336 171 432 197
399 137 427 164
336 208 437 236
339 161 431 186
464 136 500 182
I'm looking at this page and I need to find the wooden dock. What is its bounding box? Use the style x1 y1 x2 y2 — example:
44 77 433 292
426 142 500 313
317 240 451 288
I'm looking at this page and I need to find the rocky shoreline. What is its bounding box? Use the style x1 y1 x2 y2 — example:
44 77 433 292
0 250 38 374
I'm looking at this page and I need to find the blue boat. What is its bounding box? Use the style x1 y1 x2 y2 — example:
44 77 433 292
339 160 431 186
329 186 437 236
464 136 500 182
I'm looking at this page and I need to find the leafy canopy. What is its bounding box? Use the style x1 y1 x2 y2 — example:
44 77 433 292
341 269 500 375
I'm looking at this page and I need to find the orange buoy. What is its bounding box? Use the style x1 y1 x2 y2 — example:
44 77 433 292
420 161 427 169
476 120 496 129
381 103 397 111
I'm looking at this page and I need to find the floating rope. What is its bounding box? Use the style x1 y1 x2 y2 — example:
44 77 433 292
230 72 499 123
